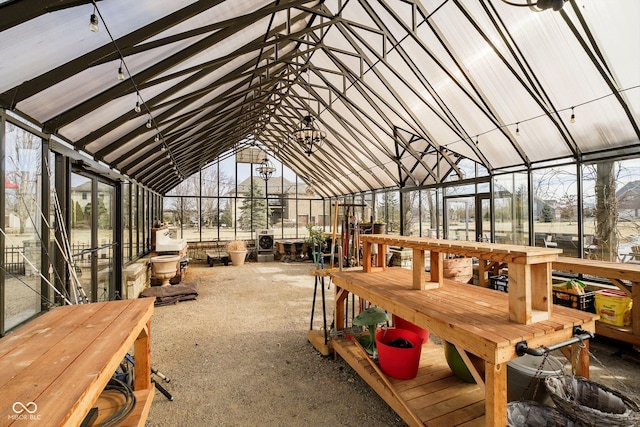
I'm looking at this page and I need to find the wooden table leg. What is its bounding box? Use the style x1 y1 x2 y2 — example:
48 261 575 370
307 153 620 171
334 286 349 331
362 241 372 271
133 320 152 391
484 360 507 427
478 259 488 287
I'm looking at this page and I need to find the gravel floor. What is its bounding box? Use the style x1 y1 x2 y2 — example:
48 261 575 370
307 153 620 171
145 261 640 427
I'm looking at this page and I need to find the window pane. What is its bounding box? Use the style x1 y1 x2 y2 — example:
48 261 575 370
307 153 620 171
533 165 579 257
97 181 114 301
4 122 43 330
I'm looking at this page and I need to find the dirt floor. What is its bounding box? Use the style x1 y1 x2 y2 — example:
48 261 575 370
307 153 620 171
145 261 640 427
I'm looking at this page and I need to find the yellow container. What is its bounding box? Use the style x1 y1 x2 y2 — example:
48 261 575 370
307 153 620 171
595 290 632 326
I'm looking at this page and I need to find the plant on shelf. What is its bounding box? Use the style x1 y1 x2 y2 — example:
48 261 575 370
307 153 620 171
305 223 326 264
352 306 389 358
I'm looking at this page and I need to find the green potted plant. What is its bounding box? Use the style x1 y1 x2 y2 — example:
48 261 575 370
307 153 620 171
227 240 247 266
352 306 389 358
305 223 326 264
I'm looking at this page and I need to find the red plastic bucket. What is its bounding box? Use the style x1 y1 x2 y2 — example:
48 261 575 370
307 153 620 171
392 315 430 343
376 328 423 380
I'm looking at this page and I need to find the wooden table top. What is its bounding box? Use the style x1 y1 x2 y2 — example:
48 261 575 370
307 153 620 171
331 268 597 364
554 256 640 283
361 235 562 264
0 299 154 426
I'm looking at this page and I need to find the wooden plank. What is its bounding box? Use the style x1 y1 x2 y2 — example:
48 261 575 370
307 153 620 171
330 200 339 269
361 235 561 264
61 301 154 427
90 388 155 427
0 304 71 358
0 299 155 427
332 339 421 426
483 361 507 427
413 248 426 290
2 302 132 424
429 401 486 427
413 385 484 422
331 268 597 365
596 322 640 346
133 321 152 392
554 256 640 283
0 302 106 389
333 338 485 427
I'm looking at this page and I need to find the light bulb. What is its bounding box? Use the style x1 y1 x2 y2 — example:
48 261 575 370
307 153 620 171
89 14 99 32
161 144 166 151
117 66 125 81
570 107 575 124
134 101 141 113
146 119 152 129
154 135 160 143
515 123 520 137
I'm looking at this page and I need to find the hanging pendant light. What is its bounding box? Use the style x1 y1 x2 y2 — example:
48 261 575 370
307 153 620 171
293 115 325 156
291 54 325 156
256 158 276 181
89 5 99 32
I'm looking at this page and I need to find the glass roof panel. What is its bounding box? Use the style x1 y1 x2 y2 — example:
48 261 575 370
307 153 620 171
143 0 269 44
17 59 122 122
58 73 196 141
86 103 173 156
579 1 640 90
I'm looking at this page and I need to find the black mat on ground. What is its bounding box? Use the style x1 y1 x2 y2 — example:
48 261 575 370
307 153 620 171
140 281 198 306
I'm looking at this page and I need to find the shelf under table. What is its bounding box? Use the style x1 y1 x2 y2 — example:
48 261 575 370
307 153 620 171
333 338 486 427
331 267 598 426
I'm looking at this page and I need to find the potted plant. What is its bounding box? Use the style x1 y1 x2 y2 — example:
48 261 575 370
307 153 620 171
352 306 389 358
305 223 326 264
373 219 386 234
227 240 247 266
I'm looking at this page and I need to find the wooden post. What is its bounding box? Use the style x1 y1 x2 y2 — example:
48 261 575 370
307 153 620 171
134 320 152 391
509 263 552 324
362 240 372 272
412 248 425 290
331 200 339 269
429 250 443 286
334 287 348 330
485 361 507 427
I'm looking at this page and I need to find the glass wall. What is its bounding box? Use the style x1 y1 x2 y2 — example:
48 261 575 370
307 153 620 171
582 159 640 262
69 172 94 302
164 155 325 243
532 165 580 257
96 181 114 301
2 121 43 330
494 172 529 245
122 182 131 262
420 189 439 238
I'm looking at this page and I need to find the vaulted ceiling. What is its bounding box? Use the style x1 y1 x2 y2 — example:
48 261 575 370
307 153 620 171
1 0 638 197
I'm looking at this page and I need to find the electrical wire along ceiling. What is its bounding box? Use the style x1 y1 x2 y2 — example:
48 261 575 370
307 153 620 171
0 0 638 196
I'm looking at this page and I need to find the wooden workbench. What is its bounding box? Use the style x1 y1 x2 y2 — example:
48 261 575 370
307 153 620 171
332 235 598 427
553 256 640 349
0 298 155 426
